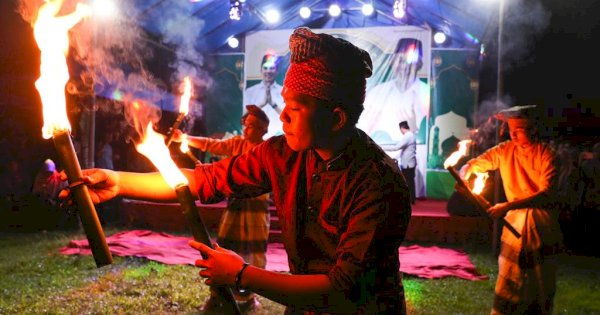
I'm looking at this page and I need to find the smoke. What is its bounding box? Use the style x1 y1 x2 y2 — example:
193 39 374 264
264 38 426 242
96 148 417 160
470 98 512 153
17 0 209 141
150 0 211 120
500 0 551 72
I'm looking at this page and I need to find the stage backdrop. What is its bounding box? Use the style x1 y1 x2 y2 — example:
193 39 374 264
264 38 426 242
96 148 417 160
245 26 432 198
426 49 481 199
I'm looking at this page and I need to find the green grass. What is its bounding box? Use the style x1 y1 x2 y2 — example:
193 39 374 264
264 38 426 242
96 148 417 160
1 228 599 314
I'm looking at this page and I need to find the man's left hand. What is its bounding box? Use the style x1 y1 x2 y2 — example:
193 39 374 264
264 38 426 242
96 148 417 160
487 202 510 219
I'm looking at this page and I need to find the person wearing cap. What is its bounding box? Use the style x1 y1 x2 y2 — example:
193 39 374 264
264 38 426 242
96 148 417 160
462 105 562 315
243 53 284 139
172 104 271 312
357 37 430 203
61 27 412 314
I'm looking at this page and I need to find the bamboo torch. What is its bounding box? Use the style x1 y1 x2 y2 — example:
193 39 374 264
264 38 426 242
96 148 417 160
136 123 240 315
32 1 112 267
164 77 192 147
444 140 521 238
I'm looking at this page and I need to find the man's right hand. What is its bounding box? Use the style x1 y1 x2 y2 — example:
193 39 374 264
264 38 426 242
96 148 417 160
58 169 120 205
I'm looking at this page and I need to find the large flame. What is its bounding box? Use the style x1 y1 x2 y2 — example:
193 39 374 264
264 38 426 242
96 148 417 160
179 76 193 116
136 123 188 189
33 0 91 139
443 140 471 168
444 139 489 195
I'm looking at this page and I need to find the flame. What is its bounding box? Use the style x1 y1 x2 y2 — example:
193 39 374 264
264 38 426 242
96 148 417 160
179 76 193 116
180 135 190 154
33 1 91 139
136 123 188 189
443 140 471 168
472 172 489 195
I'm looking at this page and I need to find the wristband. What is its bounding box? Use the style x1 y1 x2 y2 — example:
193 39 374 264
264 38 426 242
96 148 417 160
235 262 250 293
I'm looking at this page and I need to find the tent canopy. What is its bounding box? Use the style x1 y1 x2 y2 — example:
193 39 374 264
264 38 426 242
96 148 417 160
131 0 498 52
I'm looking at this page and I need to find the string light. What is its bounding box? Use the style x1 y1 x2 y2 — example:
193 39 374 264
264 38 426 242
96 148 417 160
393 0 406 19
299 6 311 19
229 0 242 20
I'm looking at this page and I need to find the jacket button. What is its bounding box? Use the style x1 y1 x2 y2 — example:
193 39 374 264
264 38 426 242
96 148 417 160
312 173 321 181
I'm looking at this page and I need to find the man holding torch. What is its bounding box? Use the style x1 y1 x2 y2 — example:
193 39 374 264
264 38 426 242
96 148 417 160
172 104 271 313
461 105 562 315
61 27 412 314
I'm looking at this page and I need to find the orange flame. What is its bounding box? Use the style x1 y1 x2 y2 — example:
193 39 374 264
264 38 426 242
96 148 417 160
472 172 489 195
443 140 471 168
179 76 193 116
136 123 188 189
33 1 91 139
180 135 190 154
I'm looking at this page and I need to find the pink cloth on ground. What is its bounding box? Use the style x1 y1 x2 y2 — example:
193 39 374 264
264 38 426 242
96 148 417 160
60 230 487 281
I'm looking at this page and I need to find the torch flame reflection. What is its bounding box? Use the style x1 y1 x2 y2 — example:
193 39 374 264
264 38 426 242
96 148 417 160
136 123 188 189
33 1 90 139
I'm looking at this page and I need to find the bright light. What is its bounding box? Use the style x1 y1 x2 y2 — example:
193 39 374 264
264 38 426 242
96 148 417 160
362 4 375 16
92 0 117 20
328 4 341 17
299 6 311 19
227 36 239 48
229 0 242 20
265 9 280 24
393 0 406 18
433 32 447 45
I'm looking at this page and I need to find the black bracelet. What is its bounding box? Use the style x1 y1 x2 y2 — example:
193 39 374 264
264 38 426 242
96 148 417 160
235 262 250 292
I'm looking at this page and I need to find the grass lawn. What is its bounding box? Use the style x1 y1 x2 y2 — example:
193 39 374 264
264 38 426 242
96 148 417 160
1 227 599 314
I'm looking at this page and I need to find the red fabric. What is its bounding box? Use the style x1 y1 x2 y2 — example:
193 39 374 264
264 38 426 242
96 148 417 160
60 230 488 281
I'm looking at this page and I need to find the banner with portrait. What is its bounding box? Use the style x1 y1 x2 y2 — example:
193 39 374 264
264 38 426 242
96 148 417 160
245 26 432 197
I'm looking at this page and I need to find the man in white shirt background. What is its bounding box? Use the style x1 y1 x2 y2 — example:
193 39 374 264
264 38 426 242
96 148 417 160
380 121 417 204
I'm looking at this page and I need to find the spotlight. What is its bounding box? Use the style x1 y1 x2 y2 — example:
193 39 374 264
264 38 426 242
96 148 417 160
392 0 406 19
433 32 447 45
229 0 242 20
265 9 280 24
328 4 341 17
227 36 239 49
299 6 311 19
362 3 374 16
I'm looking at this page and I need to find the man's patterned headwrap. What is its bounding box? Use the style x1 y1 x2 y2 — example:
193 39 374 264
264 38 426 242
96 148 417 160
283 27 373 113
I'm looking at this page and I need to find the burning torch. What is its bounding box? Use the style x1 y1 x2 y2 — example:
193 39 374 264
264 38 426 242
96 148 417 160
164 77 200 164
444 140 521 238
136 123 240 315
32 1 112 267
164 77 192 147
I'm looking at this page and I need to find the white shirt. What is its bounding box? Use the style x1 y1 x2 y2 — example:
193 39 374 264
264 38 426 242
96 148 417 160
380 130 416 169
243 81 284 139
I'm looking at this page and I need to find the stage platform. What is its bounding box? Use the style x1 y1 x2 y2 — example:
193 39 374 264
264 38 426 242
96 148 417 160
116 198 492 245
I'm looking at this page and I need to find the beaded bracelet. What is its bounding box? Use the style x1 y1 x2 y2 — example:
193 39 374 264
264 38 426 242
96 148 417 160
235 262 250 292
